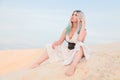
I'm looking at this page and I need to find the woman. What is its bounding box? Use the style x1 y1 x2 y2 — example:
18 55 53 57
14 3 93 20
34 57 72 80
31 10 90 76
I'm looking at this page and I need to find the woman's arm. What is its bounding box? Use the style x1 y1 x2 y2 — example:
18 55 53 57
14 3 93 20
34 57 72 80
78 18 87 42
52 29 66 49
57 29 66 45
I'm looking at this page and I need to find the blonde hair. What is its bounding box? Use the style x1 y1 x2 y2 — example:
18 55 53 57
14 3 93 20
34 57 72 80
66 10 85 35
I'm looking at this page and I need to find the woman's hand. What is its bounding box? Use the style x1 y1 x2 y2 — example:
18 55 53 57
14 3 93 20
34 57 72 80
52 41 59 49
52 29 66 49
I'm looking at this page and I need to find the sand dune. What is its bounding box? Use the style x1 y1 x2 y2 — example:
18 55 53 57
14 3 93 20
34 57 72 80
0 42 120 80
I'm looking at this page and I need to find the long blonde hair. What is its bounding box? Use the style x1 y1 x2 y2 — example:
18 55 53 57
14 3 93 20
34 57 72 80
66 10 85 35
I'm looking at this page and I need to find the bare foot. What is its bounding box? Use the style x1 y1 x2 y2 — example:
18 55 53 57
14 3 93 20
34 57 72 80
65 65 76 76
30 63 40 69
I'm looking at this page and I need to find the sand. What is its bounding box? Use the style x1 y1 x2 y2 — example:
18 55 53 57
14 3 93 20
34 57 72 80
0 42 120 80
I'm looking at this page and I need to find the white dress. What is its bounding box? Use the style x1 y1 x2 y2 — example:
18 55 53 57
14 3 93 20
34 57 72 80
45 27 90 65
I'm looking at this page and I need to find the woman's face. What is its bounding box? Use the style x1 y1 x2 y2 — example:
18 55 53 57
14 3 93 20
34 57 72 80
71 11 78 23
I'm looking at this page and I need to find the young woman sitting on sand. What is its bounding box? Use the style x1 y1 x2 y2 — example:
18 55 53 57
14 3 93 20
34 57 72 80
31 10 90 76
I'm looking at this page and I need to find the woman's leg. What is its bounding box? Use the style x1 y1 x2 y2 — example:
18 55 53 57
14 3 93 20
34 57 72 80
31 49 49 68
65 47 84 76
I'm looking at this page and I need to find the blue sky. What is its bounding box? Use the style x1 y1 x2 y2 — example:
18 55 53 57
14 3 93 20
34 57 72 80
0 0 120 50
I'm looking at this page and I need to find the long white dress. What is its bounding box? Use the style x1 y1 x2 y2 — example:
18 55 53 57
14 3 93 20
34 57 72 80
45 26 90 65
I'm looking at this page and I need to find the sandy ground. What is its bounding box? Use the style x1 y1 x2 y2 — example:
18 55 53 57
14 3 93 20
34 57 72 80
0 42 120 80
